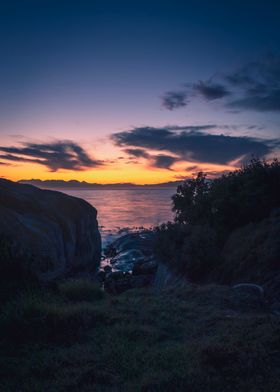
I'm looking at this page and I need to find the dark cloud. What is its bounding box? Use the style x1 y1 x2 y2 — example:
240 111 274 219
226 55 280 112
186 165 200 171
162 55 280 112
151 155 177 170
193 81 231 100
162 91 188 110
124 143 178 169
123 148 150 158
204 169 232 178
228 91 280 112
0 153 43 165
169 125 217 131
0 141 102 171
112 126 277 165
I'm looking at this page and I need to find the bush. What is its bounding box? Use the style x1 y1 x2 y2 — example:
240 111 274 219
210 158 280 233
157 158 280 282
173 158 280 235
172 172 211 225
58 279 105 302
155 223 221 282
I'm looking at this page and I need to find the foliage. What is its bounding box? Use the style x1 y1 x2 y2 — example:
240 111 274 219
210 158 280 233
58 279 105 302
173 158 280 234
156 158 280 282
216 212 280 286
0 291 108 344
0 285 279 391
172 172 211 225
155 222 221 282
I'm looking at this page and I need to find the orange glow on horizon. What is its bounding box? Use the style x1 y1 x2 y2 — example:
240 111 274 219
0 159 238 185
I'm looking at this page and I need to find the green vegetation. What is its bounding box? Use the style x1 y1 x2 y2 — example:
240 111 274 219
1 284 280 391
155 158 280 285
173 158 280 232
155 223 221 282
1 158 280 391
0 236 39 307
0 288 106 345
58 279 105 301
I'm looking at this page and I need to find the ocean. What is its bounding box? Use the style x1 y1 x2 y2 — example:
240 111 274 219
59 188 176 247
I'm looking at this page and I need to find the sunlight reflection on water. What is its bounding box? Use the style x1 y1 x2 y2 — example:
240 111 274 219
59 188 175 247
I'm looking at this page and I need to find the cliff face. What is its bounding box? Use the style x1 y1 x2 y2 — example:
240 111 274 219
0 179 101 280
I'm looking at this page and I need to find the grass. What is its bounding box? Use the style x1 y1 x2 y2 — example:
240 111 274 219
0 284 108 345
58 279 105 302
0 283 280 391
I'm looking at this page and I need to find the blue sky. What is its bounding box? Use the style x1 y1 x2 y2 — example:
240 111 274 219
0 0 280 182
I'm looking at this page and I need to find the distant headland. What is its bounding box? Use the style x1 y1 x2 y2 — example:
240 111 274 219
18 179 182 189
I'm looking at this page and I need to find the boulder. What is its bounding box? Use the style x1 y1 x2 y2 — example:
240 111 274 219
111 249 145 271
0 179 101 281
132 259 158 275
104 232 155 272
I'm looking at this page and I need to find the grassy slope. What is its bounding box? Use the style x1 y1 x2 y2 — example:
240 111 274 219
1 283 280 391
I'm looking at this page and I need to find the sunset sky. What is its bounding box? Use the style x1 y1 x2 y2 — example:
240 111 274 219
0 0 280 184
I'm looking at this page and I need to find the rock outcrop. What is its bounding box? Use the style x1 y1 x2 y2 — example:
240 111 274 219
100 231 187 293
0 179 101 281
100 231 156 293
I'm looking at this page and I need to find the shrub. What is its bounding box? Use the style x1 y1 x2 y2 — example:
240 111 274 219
155 223 221 282
172 158 280 235
172 172 211 225
157 158 280 282
58 279 105 302
210 158 280 233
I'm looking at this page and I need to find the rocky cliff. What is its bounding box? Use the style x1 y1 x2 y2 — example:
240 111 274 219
0 179 101 280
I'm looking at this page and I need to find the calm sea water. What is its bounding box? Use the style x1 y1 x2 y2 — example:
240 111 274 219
58 188 175 246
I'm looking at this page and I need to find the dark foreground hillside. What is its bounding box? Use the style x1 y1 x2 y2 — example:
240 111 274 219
1 281 280 392
1 160 280 391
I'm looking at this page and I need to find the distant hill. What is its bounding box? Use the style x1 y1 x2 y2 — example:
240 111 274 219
19 179 183 189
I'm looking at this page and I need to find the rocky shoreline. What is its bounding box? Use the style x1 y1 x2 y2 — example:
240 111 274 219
96 230 280 316
98 231 160 293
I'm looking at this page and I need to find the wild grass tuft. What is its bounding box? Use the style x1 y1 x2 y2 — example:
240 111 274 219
57 279 105 302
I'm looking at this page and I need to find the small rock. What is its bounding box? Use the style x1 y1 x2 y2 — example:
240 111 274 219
97 270 106 282
232 283 264 297
110 271 125 280
104 265 112 273
104 275 132 294
271 302 280 315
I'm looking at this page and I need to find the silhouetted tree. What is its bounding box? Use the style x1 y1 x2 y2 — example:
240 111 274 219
172 172 211 225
